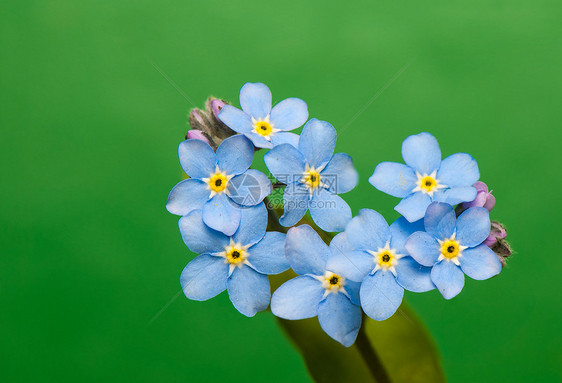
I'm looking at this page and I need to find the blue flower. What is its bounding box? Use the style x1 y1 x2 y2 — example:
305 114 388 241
166 134 272 236
264 119 358 232
271 225 362 347
178 203 289 317
405 202 502 299
329 209 435 321
218 82 308 149
369 132 480 222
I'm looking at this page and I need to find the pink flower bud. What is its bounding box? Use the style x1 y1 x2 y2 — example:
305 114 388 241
186 129 210 144
462 181 496 211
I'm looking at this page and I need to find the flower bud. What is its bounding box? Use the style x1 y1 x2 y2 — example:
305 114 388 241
208 98 226 121
186 98 236 150
462 181 496 211
484 221 507 247
186 129 210 144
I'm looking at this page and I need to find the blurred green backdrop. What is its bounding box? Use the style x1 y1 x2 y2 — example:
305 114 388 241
1 0 561 382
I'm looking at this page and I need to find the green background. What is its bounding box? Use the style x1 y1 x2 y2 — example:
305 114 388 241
1 0 561 381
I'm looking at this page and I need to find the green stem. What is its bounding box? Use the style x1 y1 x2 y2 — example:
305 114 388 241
355 320 392 383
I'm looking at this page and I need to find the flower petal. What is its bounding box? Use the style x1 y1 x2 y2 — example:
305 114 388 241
344 280 362 306
264 143 306 181
423 201 456 240
433 186 477 205
285 224 330 275
455 207 491 247
326 250 373 282
270 98 308 131
178 210 229 254
404 231 440 267
329 232 354 254
437 153 479 188
244 132 274 149
228 169 272 206
321 153 358 194
369 162 417 198
345 208 391 251
318 293 362 347
298 118 336 169
360 270 404 321
216 135 254 175
270 131 299 148
218 105 254 133
309 191 352 232
401 132 441 175
180 254 228 300
166 179 209 216
202 193 242 236
278 183 310 227
271 276 324 319
395 191 432 223
459 244 502 280
431 260 465 299
395 256 435 292
327 234 374 282
389 217 424 254
232 203 267 247
227 265 270 317
178 139 216 179
247 232 289 274
239 82 272 120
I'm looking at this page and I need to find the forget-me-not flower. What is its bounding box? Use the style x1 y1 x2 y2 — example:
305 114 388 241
218 82 308 149
405 202 502 299
328 209 435 321
166 134 271 236
179 203 289 317
264 119 358 232
271 225 362 347
369 132 480 222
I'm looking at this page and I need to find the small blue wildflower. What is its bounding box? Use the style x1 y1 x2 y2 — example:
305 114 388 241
264 119 358 232
166 134 271 236
405 202 502 299
218 82 308 149
369 132 480 222
179 203 289 317
271 225 362 347
329 209 434 321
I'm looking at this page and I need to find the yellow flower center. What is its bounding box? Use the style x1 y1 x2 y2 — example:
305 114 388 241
303 169 322 189
225 246 247 265
420 175 437 193
208 172 228 193
368 243 403 275
254 120 273 137
320 271 345 292
378 250 394 267
440 240 460 259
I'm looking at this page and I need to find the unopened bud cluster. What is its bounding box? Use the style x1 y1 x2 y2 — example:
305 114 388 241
456 181 512 266
187 97 236 150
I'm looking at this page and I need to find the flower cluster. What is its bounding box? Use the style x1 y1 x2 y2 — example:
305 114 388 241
166 82 511 347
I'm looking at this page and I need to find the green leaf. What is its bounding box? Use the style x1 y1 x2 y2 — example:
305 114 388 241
276 303 445 383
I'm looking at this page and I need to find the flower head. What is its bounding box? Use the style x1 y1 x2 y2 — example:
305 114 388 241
166 134 271 236
271 225 362 347
264 119 358 232
218 82 308 149
179 204 289 317
405 202 502 299
331 210 434 321
369 132 480 222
